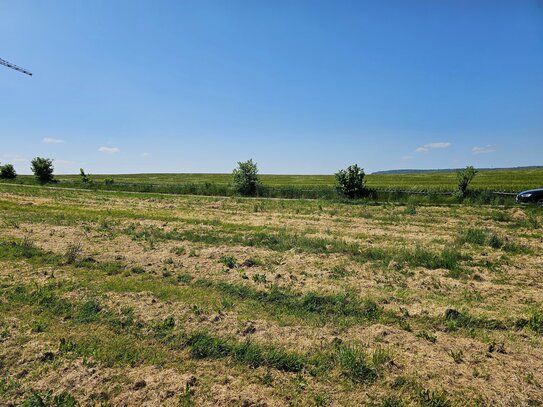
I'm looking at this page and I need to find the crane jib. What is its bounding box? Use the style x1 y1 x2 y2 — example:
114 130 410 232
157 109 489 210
0 58 33 76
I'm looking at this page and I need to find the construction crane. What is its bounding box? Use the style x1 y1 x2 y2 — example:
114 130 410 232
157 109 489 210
0 58 32 76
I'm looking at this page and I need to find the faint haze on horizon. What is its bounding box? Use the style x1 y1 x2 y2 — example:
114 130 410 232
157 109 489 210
1 0 542 175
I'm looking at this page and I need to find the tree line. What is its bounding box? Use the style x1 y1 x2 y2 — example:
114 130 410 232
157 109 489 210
0 157 478 199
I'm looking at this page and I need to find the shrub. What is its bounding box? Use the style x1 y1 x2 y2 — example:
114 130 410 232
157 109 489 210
104 178 114 185
335 164 366 199
31 157 55 183
79 168 90 183
456 165 477 197
0 163 17 179
232 159 261 196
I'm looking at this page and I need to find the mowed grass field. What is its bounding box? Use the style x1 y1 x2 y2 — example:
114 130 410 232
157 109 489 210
8 167 543 192
1 184 543 406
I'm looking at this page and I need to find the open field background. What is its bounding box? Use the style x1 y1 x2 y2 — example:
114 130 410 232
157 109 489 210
4 167 543 196
1 184 542 406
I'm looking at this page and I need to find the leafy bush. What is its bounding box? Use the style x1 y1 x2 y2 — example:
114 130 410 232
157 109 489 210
335 164 366 198
0 163 17 179
456 165 477 197
104 178 114 185
79 168 90 183
31 157 55 183
232 159 261 196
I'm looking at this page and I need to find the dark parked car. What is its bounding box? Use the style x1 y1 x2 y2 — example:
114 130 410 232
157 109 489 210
516 189 543 204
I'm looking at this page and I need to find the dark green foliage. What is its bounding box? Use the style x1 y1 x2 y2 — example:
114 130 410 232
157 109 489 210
20 390 77 407
515 311 543 334
443 308 506 331
202 280 381 320
334 343 378 383
456 165 478 197
0 163 17 179
335 164 366 199
418 388 450 407
177 273 193 284
379 397 406 407
79 168 90 183
31 157 55 183
187 332 307 372
460 228 487 245
404 203 417 215
232 159 261 196
219 255 237 269
76 299 102 323
459 228 527 254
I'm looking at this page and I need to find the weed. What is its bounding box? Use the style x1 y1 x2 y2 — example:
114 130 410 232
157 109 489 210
76 299 102 323
404 203 417 215
179 383 193 407
252 273 267 284
131 266 145 274
416 330 437 343
20 390 77 407
329 265 350 279
219 256 237 269
187 332 308 373
177 273 193 284
171 245 186 256
64 243 82 264
334 343 377 383
418 388 450 407
449 350 463 363
258 370 274 386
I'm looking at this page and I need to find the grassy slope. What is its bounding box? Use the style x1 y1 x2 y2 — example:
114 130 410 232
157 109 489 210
1 184 542 406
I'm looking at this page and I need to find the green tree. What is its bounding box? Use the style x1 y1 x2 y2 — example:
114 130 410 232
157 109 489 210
0 163 17 179
456 165 478 197
31 157 55 183
335 164 366 198
232 159 261 196
80 168 90 183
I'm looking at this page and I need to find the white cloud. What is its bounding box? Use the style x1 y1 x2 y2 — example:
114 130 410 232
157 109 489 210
98 146 120 154
415 142 451 153
472 145 496 155
43 137 64 144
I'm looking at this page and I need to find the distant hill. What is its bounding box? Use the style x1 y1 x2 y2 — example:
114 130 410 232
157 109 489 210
371 166 543 175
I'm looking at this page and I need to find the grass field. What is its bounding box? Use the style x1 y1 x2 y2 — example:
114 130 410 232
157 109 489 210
6 167 543 194
1 184 542 406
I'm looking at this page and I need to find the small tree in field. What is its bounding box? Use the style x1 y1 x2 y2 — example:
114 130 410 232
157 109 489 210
80 168 90 183
457 165 478 197
31 157 55 183
335 164 366 199
0 163 17 179
232 159 261 196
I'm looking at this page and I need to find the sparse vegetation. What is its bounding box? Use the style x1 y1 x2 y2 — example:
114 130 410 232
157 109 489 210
0 183 542 406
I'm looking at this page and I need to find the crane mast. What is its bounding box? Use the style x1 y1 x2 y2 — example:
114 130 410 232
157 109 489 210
0 58 32 76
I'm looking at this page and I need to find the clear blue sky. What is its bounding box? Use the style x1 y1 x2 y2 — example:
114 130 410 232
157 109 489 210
1 0 542 174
